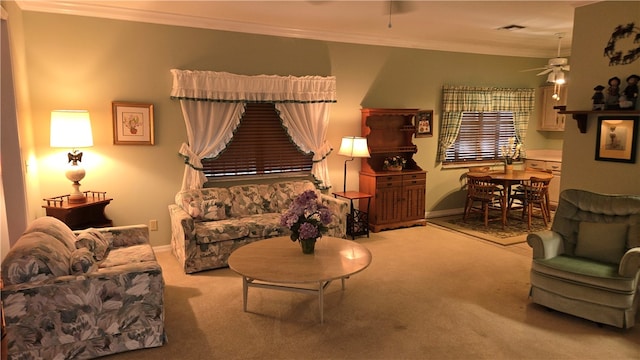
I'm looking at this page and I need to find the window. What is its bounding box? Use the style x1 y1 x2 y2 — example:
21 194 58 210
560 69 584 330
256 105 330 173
201 103 313 178
444 111 516 164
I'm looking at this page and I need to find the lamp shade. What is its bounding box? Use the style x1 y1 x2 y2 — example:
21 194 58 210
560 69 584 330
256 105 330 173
50 110 94 148
338 136 370 158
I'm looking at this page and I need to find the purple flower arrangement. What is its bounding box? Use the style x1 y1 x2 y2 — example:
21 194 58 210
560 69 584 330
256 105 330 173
280 190 333 242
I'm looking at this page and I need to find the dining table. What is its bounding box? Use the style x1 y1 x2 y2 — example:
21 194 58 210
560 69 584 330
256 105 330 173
466 168 554 224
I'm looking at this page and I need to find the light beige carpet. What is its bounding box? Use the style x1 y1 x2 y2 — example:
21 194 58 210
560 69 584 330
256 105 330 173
429 210 551 246
104 225 639 360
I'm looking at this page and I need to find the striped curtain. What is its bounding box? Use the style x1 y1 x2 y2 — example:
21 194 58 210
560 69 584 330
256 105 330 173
436 85 535 162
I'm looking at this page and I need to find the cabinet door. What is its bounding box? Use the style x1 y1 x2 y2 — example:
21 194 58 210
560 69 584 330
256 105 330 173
402 183 426 221
400 173 426 221
374 175 403 224
375 185 403 224
546 161 562 207
539 86 568 131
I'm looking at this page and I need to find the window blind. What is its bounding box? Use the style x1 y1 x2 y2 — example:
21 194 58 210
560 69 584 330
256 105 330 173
444 112 516 163
201 103 313 178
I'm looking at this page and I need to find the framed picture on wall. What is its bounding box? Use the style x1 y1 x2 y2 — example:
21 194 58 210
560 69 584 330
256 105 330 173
415 110 433 138
112 102 155 145
595 115 638 163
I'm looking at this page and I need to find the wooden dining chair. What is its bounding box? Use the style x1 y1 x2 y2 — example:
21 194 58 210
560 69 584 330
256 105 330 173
509 176 550 230
463 174 506 228
511 169 553 221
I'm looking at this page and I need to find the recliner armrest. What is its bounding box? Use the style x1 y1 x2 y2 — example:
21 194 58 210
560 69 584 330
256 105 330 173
619 247 640 278
527 230 565 260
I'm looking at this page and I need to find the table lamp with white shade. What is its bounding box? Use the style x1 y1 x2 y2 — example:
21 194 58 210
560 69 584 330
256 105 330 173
338 136 370 193
50 110 94 203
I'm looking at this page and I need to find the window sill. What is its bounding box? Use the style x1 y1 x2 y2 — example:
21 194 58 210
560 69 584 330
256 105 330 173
441 161 523 170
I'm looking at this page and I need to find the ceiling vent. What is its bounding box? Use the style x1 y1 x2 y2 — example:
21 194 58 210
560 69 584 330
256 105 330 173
498 24 526 31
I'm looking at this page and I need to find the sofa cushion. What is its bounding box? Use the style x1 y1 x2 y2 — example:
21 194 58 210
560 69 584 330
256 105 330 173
229 184 273 217
24 216 77 252
75 228 112 261
176 187 232 220
70 247 98 275
99 244 157 268
1 232 72 285
533 255 636 293
269 180 317 212
194 213 286 244
575 221 628 264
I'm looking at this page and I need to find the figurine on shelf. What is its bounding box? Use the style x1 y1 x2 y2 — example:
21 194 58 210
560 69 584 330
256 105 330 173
605 76 621 110
621 74 639 110
592 85 606 110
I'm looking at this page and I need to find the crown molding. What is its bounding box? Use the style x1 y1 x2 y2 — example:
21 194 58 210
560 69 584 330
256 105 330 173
16 1 549 58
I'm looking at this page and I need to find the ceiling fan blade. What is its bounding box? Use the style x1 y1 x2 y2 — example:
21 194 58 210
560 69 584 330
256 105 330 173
520 67 547 72
536 69 553 76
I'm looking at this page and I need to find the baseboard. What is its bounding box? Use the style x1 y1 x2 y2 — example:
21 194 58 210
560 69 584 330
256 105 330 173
153 244 171 253
426 208 465 219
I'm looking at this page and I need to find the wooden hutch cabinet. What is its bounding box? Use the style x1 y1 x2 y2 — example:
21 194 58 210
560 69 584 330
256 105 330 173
359 108 427 232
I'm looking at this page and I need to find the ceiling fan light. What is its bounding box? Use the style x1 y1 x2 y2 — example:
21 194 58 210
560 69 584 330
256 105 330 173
546 72 556 83
555 72 565 84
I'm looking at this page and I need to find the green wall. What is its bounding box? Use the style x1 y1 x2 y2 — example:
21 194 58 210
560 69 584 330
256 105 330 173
562 1 640 194
6 3 564 246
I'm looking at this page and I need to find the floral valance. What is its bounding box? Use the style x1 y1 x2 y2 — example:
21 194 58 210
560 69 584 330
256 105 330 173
170 69 337 103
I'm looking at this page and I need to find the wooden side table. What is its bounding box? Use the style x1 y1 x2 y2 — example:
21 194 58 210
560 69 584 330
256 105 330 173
332 191 372 239
42 191 113 230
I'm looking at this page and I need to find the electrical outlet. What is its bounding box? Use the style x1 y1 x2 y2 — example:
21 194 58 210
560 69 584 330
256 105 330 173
149 219 158 231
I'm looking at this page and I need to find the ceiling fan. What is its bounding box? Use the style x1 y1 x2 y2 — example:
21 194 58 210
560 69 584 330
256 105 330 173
522 33 570 100
522 33 570 83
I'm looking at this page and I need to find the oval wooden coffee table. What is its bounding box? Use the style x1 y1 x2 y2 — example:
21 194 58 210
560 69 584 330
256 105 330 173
228 236 372 323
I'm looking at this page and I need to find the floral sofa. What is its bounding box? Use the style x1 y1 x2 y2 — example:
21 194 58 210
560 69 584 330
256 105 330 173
169 180 349 273
1 216 165 360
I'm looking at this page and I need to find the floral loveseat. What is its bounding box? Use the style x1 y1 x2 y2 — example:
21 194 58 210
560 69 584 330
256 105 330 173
169 180 349 273
1 216 165 360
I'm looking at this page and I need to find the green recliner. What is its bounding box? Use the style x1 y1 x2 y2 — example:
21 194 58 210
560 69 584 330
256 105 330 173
527 188 640 328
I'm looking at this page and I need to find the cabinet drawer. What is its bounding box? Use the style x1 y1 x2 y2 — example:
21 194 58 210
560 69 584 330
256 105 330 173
376 175 402 188
546 161 562 173
403 174 426 186
524 160 545 169
402 173 426 182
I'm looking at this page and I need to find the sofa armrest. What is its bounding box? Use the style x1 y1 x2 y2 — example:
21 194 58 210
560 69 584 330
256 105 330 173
527 230 565 260
169 204 196 269
1 261 163 341
619 247 640 278
169 204 195 241
319 194 349 238
74 224 149 248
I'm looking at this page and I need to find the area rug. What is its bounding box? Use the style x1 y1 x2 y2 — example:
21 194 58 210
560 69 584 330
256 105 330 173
429 211 552 246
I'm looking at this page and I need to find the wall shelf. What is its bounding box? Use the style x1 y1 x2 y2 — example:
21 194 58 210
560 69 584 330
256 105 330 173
559 110 640 133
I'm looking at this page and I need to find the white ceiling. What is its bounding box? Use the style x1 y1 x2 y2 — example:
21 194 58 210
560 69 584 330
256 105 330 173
16 0 597 58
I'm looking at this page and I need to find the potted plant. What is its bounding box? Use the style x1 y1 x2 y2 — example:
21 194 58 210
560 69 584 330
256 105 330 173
280 190 333 254
383 155 407 171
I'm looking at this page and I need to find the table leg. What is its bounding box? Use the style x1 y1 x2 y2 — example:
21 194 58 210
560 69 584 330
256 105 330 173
242 277 249 312
318 281 324 324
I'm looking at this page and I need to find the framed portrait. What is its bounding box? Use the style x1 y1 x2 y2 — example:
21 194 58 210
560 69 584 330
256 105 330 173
415 110 434 138
112 102 154 145
595 115 638 163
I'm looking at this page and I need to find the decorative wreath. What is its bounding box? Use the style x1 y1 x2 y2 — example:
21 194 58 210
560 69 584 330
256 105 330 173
603 22 640 66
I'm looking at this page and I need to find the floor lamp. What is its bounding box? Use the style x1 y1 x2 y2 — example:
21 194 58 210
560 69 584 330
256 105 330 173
338 136 370 193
